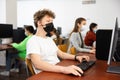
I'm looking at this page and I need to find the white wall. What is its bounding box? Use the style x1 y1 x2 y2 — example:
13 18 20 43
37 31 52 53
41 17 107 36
0 0 17 28
17 0 120 36
6 0 17 28
0 0 6 23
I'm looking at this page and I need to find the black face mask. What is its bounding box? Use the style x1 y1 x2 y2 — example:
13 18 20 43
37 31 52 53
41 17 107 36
43 23 54 33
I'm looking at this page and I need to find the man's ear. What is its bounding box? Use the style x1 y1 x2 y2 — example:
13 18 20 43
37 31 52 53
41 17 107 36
37 21 41 26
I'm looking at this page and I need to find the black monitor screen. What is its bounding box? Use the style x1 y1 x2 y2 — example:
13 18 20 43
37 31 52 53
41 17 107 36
57 27 62 35
0 24 13 38
96 29 112 60
13 29 26 43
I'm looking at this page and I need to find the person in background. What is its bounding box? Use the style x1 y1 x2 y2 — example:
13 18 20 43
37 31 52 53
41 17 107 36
26 9 90 76
84 23 97 47
0 25 34 76
50 28 57 39
67 17 95 54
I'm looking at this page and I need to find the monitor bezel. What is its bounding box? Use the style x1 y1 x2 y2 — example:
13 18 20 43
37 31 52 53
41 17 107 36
107 18 119 65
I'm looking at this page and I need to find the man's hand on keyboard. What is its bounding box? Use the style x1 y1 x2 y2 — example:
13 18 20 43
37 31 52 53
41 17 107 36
62 65 83 76
76 55 90 63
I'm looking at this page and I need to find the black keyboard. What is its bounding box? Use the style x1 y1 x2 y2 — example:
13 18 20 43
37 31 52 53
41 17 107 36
76 61 95 71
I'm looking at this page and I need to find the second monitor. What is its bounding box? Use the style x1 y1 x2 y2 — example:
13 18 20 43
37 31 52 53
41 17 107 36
107 17 120 74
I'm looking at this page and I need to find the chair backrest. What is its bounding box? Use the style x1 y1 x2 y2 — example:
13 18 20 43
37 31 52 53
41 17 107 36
58 44 67 52
25 58 35 75
58 44 76 55
58 37 63 45
70 47 76 55
53 39 57 45
54 37 63 45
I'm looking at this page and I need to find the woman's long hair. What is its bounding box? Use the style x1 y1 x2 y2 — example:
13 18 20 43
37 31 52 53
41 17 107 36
70 17 86 35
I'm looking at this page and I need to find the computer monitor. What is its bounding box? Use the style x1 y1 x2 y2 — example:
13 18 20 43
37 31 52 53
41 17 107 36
13 29 26 43
57 27 62 35
107 17 120 74
0 24 13 38
96 29 112 60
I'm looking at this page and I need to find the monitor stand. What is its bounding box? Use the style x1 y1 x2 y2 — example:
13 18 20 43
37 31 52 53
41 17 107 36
107 66 120 74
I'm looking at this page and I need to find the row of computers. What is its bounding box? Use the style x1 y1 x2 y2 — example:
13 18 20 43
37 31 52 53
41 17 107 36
0 24 26 44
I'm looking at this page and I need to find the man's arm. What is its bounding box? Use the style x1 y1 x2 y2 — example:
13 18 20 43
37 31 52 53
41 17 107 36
57 49 90 62
30 54 63 72
30 54 83 76
57 49 75 60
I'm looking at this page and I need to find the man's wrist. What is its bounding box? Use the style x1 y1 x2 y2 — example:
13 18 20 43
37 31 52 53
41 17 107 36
59 66 65 73
74 55 78 61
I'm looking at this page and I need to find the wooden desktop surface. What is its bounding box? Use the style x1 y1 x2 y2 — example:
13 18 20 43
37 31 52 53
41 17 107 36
27 53 120 80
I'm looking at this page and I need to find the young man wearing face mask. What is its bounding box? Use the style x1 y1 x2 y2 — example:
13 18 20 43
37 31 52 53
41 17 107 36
0 26 34 76
84 23 98 47
44 22 55 37
26 9 90 76
67 17 95 54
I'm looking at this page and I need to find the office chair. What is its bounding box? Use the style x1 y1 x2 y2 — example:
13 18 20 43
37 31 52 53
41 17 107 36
54 37 63 45
70 47 76 55
58 44 67 52
25 58 35 76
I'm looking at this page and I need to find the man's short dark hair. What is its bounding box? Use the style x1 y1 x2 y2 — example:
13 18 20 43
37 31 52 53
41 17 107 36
24 25 34 33
34 9 55 28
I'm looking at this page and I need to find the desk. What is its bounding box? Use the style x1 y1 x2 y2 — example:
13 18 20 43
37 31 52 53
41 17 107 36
0 44 18 55
27 53 120 80
0 44 12 51
0 44 13 66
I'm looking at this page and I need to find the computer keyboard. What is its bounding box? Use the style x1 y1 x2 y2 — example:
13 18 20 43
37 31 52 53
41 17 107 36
76 60 95 71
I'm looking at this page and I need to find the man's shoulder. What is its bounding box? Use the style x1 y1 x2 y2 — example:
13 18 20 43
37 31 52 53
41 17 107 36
27 35 36 43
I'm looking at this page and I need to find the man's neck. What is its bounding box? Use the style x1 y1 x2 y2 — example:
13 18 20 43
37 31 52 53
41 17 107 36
28 33 33 36
35 26 47 38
